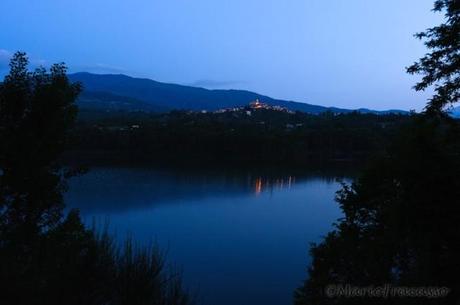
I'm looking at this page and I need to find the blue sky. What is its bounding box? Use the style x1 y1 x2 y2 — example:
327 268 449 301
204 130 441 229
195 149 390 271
0 0 442 110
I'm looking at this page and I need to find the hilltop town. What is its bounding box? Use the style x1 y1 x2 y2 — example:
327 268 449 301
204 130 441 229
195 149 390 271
209 99 295 115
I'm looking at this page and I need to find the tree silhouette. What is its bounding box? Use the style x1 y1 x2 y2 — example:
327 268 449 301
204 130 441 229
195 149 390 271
0 51 80 244
295 116 460 305
407 0 460 115
296 1 460 303
0 53 193 305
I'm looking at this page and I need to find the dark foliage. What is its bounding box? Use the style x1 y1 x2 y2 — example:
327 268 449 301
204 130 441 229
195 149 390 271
407 0 460 114
70 109 410 166
0 51 80 238
0 52 193 305
297 1 460 303
295 116 460 305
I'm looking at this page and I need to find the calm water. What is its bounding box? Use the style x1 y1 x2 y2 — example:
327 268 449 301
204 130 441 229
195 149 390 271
66 167 348 305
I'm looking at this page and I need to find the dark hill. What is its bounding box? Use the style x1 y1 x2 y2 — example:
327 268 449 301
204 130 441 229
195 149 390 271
69 72 407 114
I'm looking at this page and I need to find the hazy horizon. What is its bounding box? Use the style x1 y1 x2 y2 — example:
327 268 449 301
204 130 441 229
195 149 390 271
1 0 443 110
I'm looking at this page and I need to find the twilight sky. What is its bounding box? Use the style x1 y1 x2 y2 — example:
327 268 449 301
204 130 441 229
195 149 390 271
0 0 443 110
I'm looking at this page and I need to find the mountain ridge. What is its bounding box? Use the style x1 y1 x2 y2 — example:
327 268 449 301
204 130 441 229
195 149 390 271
69 72 407 114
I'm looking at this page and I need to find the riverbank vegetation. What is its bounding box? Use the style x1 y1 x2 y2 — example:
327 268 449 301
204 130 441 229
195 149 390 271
69 108 411 167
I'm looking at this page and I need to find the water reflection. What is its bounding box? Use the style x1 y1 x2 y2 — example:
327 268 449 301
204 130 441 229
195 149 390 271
66 166 350 305
253 176 296 195
66 167 349 214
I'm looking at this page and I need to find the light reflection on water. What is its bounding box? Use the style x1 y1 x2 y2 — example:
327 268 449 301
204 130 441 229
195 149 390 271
66 167 350 305
254 176 296 195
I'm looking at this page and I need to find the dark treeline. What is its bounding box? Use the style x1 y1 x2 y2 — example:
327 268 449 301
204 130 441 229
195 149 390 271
0 53 193 305
295 115 460 305
70 108 411 166
295 1 460 304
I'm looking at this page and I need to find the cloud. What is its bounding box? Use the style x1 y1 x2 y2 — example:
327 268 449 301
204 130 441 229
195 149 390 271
69 63 128 75
187 79 244 89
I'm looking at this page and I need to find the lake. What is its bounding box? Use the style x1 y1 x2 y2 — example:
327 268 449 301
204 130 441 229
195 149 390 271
66 166 349 305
